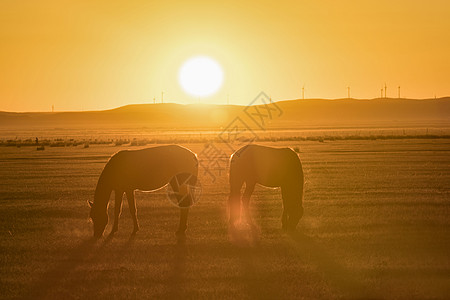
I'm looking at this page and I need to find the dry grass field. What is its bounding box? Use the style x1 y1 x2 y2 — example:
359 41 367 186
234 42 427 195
1 138 449 299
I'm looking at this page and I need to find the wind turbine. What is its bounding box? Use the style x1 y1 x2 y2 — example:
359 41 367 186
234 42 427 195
302 85 305 100
384 83 387 98
347 86 350 99
398 86 401 98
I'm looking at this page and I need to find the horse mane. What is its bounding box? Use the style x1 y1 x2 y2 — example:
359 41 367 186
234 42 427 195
92 153 120 207
230 144 252 160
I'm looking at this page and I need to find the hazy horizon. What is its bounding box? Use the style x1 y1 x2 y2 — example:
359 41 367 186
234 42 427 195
1 95 450 113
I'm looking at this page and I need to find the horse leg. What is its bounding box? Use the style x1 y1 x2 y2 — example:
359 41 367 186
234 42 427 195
176 207 189 236
229 178 244 228
242 181 255 226
126 190 139 233
281 189 288 232
112 190 124 233
281 204 288 231
281 186 293 231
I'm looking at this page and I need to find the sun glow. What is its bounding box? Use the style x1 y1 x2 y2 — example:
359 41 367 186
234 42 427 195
178 56 224 98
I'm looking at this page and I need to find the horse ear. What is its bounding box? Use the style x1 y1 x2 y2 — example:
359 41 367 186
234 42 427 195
87 200 94 208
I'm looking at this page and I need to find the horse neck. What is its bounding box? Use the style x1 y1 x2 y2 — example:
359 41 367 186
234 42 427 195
94 176 113 208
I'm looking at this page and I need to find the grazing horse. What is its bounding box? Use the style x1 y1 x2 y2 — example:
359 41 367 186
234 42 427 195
229 144 304 231
88 145 198 238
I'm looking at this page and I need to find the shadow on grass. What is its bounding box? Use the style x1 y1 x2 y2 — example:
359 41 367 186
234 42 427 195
25 231 139 299
236 246 282 299
24 238 97 299
288 230 379 299
166 235 188 298
228 226 280 299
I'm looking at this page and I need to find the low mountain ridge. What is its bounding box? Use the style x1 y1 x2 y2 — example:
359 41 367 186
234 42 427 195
0 98 449 130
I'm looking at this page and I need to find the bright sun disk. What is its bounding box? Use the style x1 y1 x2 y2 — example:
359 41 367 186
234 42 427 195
178 56 224 98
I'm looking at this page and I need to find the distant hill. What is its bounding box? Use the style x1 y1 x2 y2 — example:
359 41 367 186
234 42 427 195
0 98 449 130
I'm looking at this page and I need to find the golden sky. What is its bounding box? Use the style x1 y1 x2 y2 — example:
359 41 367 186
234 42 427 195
1 0 449 111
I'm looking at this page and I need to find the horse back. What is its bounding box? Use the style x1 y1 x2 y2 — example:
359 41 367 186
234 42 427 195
230 144 302 187
104 145 198 191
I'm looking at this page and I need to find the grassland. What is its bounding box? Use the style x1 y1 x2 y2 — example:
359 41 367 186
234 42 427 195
1 138 449 299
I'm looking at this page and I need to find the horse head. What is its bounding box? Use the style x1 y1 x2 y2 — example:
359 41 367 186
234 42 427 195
88 200 108 238
288 206 303 231
285 201 304 231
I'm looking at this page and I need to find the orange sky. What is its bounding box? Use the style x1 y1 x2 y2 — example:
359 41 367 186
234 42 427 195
1 0 449 112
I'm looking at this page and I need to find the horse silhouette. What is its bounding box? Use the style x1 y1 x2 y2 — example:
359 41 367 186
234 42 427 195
228 144 304 231
88 145 198 238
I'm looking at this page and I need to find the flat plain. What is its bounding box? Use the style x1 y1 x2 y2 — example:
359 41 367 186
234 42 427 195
1 138 449 299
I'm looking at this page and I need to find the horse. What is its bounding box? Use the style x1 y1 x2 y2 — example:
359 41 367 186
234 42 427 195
88 145 198 238
228 144 304 232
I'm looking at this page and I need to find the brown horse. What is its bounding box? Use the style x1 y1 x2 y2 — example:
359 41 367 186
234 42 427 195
88 145 198 238
228 144 304 231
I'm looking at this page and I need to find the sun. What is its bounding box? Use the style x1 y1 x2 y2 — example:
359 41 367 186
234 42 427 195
178 56 224 98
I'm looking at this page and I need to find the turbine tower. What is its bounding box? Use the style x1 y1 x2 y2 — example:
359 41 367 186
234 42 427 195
347 86 350 99
384 83 387 98
380 88 383 98
161 91 164 103
302 85 305 100
398 86 401 98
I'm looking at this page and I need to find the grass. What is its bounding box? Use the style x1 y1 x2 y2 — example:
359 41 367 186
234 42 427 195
1 126 450 148
0 139 449 299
